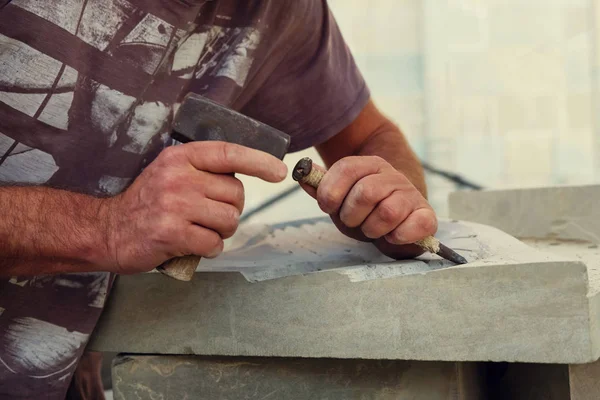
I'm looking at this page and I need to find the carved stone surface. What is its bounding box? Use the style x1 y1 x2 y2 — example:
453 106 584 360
89 217 598 364
111 355 485 400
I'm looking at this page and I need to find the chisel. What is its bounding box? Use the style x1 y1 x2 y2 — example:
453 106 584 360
292 157 468 265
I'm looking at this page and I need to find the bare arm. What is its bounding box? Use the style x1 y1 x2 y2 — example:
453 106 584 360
0 142 287 278
0 186 109 277
316 99 427 197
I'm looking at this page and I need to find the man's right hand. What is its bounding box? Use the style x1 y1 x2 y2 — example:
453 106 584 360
98 142 287 275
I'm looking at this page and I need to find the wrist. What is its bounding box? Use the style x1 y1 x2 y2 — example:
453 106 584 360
58 192 119 273
89 196 119 273
0 186 120 275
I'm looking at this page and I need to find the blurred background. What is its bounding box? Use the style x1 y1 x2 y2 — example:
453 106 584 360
239 0 600 223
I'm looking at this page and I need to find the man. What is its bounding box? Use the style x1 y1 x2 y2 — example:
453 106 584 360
0 0 437 398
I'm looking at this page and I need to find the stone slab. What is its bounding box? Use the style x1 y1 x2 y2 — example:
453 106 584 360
111 355 485 400
89 217 597 364
448 185 600 243
448 185 600 299
449 184 600 367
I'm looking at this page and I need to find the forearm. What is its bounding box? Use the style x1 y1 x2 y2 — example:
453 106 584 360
353 124 427 198
316 100 427 198
0 186 109 277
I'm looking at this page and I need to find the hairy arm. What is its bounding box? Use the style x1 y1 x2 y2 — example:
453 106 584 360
316 99 427 197
0 142 287 278
0 186 108 277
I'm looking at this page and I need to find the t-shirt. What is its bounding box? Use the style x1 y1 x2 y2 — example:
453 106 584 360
0 0 369 397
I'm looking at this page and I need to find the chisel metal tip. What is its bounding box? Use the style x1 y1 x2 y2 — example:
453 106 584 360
437 242 468 265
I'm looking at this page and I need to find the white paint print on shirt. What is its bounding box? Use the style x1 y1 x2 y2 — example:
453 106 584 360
0 0 261 193
0 1 263 396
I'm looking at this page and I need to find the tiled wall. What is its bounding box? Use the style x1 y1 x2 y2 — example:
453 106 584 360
329 0 598 216
330 0 425 153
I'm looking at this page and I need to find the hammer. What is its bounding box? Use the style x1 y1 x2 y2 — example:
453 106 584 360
156 93 291 281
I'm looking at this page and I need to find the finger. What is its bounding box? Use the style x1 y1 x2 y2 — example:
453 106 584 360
385 208 438 245
198 172 245 213
373 238 425 260
299 181 317 199
181 142 288 182
180 224 224 259
316 156 390 214
338 174 401 228
185 198 241 239
360 191 413 239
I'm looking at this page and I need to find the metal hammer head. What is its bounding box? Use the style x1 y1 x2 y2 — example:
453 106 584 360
172 93 291 160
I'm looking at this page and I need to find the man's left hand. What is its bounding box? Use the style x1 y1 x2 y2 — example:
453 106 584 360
299 156 438 259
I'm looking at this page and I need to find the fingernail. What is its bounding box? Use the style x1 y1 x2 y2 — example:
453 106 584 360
385 233 406 245
279 163 288 180
207 243 223 258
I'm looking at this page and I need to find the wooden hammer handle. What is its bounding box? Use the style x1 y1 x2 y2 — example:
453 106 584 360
156 255 200 282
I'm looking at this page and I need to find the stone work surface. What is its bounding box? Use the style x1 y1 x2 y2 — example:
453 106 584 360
449 185 600 243
94 185 600 398
89 217 596 364
450 185 600 400
111 355 484 400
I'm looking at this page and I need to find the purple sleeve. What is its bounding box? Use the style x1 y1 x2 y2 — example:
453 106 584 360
240 0 370 152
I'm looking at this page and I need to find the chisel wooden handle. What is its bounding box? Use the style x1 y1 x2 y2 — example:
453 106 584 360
292 157 467 265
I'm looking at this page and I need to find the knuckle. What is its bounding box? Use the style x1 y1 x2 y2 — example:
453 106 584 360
353 182 377 206
318 190 341 212
377 202 401 223
218 142 239 167
369 155 386 165
336 157 356 175
155 189 183 213
416 210 438 235
152 155 183 186
159 145 182 164
153 215 178 243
